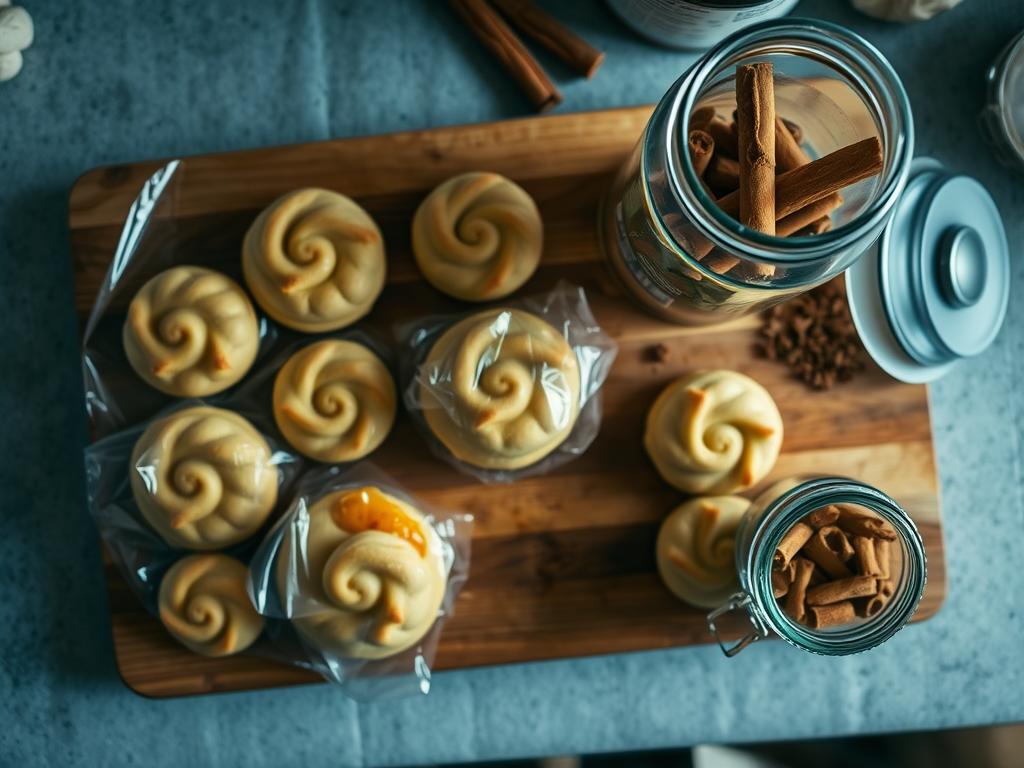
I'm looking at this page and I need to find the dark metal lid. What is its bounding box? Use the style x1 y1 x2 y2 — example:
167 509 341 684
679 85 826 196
847 159 1009 383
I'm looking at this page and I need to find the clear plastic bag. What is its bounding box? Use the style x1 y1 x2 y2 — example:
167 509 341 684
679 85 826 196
248 463 472 698
401 281 617 483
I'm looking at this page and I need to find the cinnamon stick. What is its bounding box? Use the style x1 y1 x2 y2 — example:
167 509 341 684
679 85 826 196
836 504 897 540
705 117 738 159
736 63 776 236
734 110 803 145
794 216 832 236
715 137 883 221
806 575 878 606
705 154 740 194
777 192 843 237
785 557 815 623
875 538 893 581
853 535 883 577
802 526 854 579
689 105 717 132
808 601 857 628
806 504 840 530
688 129 714 177
491 0 605 78
774 522 813 571
450 0 562 112
775 116 811 172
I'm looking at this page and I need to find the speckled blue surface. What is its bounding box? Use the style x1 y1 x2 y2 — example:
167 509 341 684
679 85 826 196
2 1 1023 765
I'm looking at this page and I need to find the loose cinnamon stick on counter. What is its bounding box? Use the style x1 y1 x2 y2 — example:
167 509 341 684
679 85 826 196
808 601 857 628
806 575 878 606
450 0 562 112
716 136 883 221
491 0 605 78
688 129 715 177
777 192 843 237
736 62 776 236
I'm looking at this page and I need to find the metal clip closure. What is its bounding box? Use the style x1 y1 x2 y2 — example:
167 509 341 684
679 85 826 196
706 592 769 657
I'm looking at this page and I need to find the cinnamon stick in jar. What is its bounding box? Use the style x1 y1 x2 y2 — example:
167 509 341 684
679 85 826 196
705 154 740 194
776 192 843 237
736 63 776 237
774 521 813 571
785 557 815 623
808 601 857 629
450 0 562 112
806 575 878 606
688 129 715 177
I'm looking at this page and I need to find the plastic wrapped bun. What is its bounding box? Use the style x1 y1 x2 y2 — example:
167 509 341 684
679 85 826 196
242 188 386 332
420 308 582 470
158 553 264 657
656 496 749 609
412 172 542 301
645 369 783 495
130 406 279 550
273 339 396 463
123 266 259 396
277 486 448 660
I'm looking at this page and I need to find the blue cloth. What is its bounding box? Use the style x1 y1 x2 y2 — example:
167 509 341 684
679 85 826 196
2 1 1022 765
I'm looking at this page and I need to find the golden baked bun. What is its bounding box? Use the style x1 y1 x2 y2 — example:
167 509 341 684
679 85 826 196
279 486 447 660
656 496 749 609
412 172 542 301
123 266 259 397
420 308 581 470
645 370 782 495
130 406 279 550
273 339 396 463
242 188 385 332
158 553 264 657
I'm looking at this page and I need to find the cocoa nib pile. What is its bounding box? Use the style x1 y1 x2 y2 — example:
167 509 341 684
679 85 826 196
756 279 865 390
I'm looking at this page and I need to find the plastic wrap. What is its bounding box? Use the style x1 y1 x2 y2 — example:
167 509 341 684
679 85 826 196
401 282 617 483
248 463 472 697
80 160 471 697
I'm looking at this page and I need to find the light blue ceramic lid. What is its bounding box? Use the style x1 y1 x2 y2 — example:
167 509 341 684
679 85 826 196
846 158 1009 383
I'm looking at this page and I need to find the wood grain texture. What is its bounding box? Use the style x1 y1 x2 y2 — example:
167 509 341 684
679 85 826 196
69 106 946 699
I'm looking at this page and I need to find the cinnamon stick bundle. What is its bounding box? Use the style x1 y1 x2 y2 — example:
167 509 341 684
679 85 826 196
491 0 605 78
450 0 561 112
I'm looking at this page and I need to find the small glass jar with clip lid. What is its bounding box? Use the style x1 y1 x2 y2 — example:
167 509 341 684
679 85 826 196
707 476 927 656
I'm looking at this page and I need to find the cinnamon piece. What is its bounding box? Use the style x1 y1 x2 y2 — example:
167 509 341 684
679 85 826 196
773 521 813 570
689 105 717 131
808 565 828 586
736 63 776 237
808 601 857 628
450 0 562 112
836 504 897 540
772 562 795 598
491 0 605 78
806 575 878 606
794 216 833 236
703 250 740 275
705 117 738 158
806 504 840 530
785 557 815 623
782 117 804 144
688 129 714 177
802 526 854 579
875 538 893 581
856 579 895 618
853 535 882 577
774 116 811 172
777 192 843 236
705 154 740 194
715 137 883 221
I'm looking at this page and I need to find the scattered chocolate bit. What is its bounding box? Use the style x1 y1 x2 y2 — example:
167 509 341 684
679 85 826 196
755 278 865 390
645 343 671 363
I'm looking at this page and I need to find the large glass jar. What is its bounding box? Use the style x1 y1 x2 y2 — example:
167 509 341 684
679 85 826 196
707 476 927 656
600 19 914 325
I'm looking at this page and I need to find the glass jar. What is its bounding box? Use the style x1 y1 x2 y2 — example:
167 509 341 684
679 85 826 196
706 476 927 656
600 19 914 325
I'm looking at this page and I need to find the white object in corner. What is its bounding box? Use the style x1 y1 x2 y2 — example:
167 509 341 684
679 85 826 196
0 4 33 82
852 0 962 22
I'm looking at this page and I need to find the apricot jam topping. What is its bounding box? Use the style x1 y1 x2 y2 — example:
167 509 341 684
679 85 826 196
331 487 427 558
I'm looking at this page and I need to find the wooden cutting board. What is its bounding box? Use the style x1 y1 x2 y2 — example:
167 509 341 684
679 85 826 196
68 106 946 698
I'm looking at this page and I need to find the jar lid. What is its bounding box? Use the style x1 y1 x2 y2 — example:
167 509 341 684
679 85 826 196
846 158 1009 383
981 29 1024 171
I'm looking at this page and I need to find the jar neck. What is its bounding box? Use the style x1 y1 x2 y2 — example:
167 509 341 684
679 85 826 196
644 18 914 281
743 477 927 655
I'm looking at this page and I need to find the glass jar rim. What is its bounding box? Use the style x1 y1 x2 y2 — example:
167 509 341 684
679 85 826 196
742 476 927 655
647 18 915 282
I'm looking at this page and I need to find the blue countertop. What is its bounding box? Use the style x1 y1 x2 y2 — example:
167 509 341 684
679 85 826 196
2 0 1023 765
